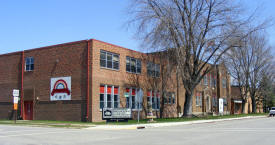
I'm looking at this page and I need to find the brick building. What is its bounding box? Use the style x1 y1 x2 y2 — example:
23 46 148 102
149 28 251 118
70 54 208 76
0 39 231 122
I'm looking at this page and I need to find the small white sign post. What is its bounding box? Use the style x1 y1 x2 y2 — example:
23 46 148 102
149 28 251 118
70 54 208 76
137 89 143 123
219 98 224 115
13 89 19 123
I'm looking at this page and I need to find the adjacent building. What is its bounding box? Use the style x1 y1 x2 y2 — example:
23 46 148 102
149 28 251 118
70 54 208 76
0 39 231 122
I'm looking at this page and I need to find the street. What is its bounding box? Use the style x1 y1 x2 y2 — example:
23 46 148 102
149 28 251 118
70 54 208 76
0 117 274 145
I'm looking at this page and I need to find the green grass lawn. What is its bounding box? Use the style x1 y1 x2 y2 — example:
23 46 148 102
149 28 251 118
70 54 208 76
0 113 268 128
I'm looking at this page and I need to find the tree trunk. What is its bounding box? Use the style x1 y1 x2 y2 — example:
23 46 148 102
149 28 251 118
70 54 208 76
251 97 256 113
160 92 165 118
183 91 193 117
242 99 246 114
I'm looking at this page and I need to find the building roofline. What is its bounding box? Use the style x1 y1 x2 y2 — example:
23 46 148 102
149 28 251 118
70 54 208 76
0 38 143 57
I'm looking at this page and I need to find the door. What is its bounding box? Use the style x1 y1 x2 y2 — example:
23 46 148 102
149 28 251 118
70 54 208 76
24 101 33 120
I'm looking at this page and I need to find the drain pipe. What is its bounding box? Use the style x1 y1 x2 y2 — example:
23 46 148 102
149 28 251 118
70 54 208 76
21 51 24 119
86 40 90 121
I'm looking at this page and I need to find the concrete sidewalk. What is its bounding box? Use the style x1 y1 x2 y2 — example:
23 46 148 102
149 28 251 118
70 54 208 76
86 116 267 130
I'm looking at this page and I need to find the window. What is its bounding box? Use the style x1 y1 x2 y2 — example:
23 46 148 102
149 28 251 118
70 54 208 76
147 62 160 77
126 88 142 110
100 50 119 70
126 57 141 74
25 57 34 71
99 85 119 109
212 96 217 107
147 91 160 110
203 75 208 86
223 98 227 106
222 78 226 88
196 92 202 106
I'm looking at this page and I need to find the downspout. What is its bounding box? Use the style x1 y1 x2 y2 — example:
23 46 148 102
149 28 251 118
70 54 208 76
86 40 90 121
21 51 24 119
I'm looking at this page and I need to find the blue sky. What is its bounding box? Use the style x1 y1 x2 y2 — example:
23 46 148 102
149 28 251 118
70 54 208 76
0 0 274 55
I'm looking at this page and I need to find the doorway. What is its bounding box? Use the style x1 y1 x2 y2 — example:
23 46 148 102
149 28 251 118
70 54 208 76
24 101 33 120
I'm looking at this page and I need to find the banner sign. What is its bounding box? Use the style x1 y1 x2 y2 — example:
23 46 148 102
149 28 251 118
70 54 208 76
102 108 132 120
50 76 71 101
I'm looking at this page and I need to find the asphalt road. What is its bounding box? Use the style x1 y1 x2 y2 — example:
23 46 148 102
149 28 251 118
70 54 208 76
0 117 274 145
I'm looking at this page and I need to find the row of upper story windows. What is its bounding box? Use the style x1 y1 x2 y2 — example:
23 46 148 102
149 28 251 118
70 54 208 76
200 74 227 89
100 50 160 77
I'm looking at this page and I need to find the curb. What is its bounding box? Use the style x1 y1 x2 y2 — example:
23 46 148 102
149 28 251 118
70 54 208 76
85 115 267 130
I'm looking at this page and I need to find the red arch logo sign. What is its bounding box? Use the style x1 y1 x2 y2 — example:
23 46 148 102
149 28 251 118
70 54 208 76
51 79 71 96
50 77 71 101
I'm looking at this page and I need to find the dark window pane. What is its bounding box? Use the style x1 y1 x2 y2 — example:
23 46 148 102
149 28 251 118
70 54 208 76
114 95 118 101
107 102 112 108
130 58 136 73
30 64 34 70
114 102 118 108
100 60 106 67
100 102 104 109
113 62 119 70
126 97 130 108
132 96 135 109
137 60 141 73
107 94 111 101
100 51 106 60
107 61 112 68
107 53 112 61
126 57 130 72
155 64 160 77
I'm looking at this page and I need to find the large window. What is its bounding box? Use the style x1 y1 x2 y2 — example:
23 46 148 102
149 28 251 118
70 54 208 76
126 88 142 110
222 78 227 88
164 92 175 104
126 57 141 74
99 85 119 109
147 62 160 77
100 50 119 70
203 75 208 86
25 57 34 71
196 92 202 106
147 91 160 110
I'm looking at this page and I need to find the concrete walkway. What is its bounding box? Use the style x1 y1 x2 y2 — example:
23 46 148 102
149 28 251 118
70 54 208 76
86 116 267 130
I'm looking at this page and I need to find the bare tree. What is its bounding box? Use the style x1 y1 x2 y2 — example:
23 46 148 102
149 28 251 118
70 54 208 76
126 51 176 118
224 32 273 113
128 0 265 116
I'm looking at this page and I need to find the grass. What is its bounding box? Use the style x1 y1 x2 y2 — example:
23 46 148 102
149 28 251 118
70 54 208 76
0 113 268 128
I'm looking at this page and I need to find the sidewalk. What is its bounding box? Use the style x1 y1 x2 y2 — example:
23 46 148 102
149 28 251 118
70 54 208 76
86 115 267 130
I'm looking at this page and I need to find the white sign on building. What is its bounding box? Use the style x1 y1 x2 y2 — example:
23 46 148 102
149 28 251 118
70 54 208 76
219 98 224 114
50 76 71 101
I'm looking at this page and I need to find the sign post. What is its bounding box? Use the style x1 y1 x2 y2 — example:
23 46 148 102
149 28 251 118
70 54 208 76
137 89 143 123
13 89 19 124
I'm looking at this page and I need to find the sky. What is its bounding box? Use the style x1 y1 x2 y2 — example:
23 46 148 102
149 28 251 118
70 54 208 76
0 0 274 55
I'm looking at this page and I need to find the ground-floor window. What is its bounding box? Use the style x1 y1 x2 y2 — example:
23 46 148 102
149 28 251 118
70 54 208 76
196 92 202 106
126 87 142 110
100 85 119 109
147 91 160 110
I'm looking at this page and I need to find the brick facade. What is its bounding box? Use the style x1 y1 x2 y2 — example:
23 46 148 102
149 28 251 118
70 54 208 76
0 39 231 122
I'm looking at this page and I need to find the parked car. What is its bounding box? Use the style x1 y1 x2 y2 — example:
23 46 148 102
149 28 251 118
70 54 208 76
269 107 275 116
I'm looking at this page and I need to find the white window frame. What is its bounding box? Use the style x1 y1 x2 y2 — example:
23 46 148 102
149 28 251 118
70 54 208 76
147 62 160 77
203 75 208 86
100 50 120 70
147 91 160 110
99 85 120 110
126 87 142 111
126 56 141 74
196 93 202 107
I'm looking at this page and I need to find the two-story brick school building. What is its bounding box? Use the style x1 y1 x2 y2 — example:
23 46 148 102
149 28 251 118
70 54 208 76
0 39 231 122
